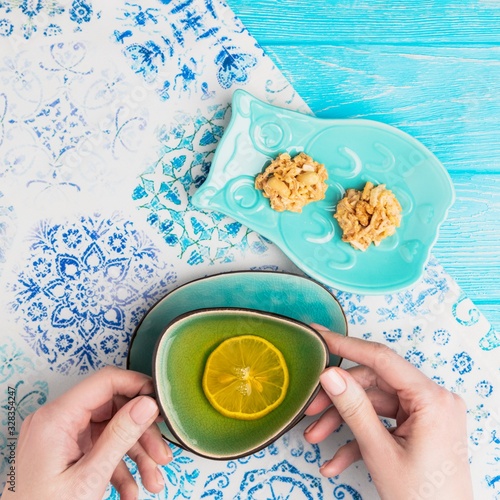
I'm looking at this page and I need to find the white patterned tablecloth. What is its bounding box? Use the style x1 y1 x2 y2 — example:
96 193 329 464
0 1 498 498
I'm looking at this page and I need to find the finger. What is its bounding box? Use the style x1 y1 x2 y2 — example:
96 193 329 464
91 394 129 423
89 415 171 466
305 388 332 415
320 367 394 462
305 389 399 444
76 396 159 494
127 441 165 494
305 365 400 417
110 460 138 500
53 366 154 418
364 388 400 419
312 325 436 393
344 365 397 396
304 406 342 444
320 440 362 477
138 424 172 465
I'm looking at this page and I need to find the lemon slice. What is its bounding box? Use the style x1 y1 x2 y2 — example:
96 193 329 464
202 335 289 420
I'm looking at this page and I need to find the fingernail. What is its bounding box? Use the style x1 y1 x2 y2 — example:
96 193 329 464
130 397 158 425
163 440 172 461
320 369 347 396
320 459 331 471
320 459 339 478
304 420 318 434
311 323 329 332
156 467 165 487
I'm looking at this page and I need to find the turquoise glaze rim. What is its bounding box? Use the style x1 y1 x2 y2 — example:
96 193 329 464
152 307 330 460
127 269 347 377
192 90 456 294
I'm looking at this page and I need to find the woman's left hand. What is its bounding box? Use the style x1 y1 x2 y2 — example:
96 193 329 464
2 366 172 500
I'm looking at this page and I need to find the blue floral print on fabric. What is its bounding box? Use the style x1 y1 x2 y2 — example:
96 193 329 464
9 214 178 375
432 328 451 346
0 338 34 384
24 93 91 159
475 380 494 398
114 0 257 98
0 92 6 142
0 0 95 39
197 431 362 500
404 348 426 369
451 351 474 375
1 41 148 198
0 18 14 36
132 104 270 265
382 328 402 343
0 191 15 267
69 0 93 24
479 326 500 351
237 460 323 499
333 258 452 327
0 338 49 489
452 292 481 327
104 444 200 499
1 379 48 423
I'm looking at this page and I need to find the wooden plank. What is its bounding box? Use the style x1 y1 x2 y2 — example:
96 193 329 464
264 45 500 173
434 173 500 303
228 0 500 44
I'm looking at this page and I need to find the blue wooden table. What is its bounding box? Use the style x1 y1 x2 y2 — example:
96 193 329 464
228 0 500 332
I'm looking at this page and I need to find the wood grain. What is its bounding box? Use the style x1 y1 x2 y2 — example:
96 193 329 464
227 0 500 332
265 45 500 172
435 173 500 300
232 0 500 44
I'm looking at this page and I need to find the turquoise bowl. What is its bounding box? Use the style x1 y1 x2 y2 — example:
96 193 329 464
127 270 347 445
191 90 455 294
152 308 329 459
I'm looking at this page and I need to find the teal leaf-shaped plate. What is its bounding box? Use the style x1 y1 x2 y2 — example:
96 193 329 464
192 90 455 294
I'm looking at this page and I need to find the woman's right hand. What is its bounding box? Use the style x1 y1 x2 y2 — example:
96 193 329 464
304 325 473 500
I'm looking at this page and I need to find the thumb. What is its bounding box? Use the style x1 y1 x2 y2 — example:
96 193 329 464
320 367 393 460
74 396 159 496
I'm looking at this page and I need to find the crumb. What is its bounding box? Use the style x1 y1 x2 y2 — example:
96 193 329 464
334 182 402 251
255 152 328 212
